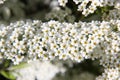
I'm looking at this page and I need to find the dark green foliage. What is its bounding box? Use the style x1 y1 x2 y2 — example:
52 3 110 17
52 59 104 80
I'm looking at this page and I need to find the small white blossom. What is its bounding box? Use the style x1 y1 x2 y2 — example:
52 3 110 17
58 0 68 7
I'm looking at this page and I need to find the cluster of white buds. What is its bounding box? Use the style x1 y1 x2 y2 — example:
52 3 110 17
0 0 6 4
58 0 120 16
96 67 120 80
0 20 119 79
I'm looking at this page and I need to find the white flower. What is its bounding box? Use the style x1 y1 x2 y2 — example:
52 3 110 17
0 39 5 47
69 28 77 37
0 29 7 37
60 42 67 49
71 39 78 46
59 52 68 60
85 44 94 53
73 0 82 4
12 55 24 65
10 33 19 41
58 0 68 7
48 52 56 59
81 39 89 47
50 42 58 50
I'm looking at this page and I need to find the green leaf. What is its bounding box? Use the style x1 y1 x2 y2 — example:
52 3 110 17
8 62 28 71
0 70 16 80
4 60 11 68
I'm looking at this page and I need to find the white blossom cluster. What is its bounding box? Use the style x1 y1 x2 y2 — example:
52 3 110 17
96 68 120 80
0 20 120 79
58 0 120 16
15 61 66 80
0 0 6 4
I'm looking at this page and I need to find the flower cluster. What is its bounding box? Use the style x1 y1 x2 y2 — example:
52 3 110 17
96 68 120 80
0 20 120 79
58 0 120 16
